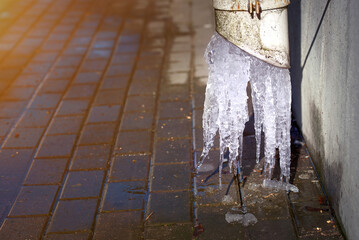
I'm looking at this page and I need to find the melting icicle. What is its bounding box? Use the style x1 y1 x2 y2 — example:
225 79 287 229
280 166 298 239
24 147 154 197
199 33 296 191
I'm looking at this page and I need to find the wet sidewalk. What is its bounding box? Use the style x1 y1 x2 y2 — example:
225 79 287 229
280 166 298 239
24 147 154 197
0 0 344 239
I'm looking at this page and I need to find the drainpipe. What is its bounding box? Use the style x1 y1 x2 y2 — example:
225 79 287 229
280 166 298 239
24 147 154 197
213 0 290 68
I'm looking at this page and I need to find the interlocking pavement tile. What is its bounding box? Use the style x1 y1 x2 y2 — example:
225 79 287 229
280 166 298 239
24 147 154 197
64 46 87 56
56 56 82 68
120 111 154 130
81 60 107 72
87 105 121 123
128 79 158 95
33 52 58 63
74 72 102 84
156 118 191 139
13 74 43 87
0 217 47 240
102 182 145 211
44 232 90 240
151 164 191 191
47 116 84 135
154 139 191 163
144 224 193 240
94 89 125 106
160 85 189 101
0 101 27 118
116 44 139 54
100 76 129 90
64 84 96 99
106 64 132 77
39 80 69 93
0 87 35 101
111 54 136 65
93 211 142 240
124 95 156 112
48 68 77 80
88 49 112 59
133 69 161 82
148 191 191 223
115 130 152 154
30 93 62 109
25 158 68 185
0 119 14 137
9 185 58 216
56 99 90 116
23 62 52 74
36 135 77 158
17 109 53 128
4 127 44 149
48 199 98 233
78 123 116 145
70 144 111 170
93 40 115 49
109 155 150 182
158 101 191 119
61 171 104 199
246 219 296 240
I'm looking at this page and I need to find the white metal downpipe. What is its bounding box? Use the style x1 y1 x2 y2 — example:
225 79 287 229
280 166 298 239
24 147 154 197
213 0 291 68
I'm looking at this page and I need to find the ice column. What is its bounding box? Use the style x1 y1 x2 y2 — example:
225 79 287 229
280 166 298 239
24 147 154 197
199 33 294 188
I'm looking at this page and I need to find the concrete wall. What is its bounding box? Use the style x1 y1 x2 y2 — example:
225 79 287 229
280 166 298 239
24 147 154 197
289 0 359 239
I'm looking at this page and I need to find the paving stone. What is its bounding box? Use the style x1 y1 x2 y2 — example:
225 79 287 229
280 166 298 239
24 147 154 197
102 181 145 211
111 54 136 65
13 74 43 87
25 158 68 185
48 199 98 232
48 68 77 80
56 56 83 68
116 44 139 54
115 130 152 154
61 170 104 199
128 78 158 95
74 72 102 84
45 232 91 240
56 99 90 116
9 185 58 216
133 69 161 82
109 155 150 182
24 62 52 74
158 101 191 119
81 60 107 72
196 207 245 240
148 191 191 224
70 144 111 170
124 95 156 112
156 118 191 139
88 105 121 123
120 111 154 130
4 127 44 148
144 224 193 240
0 119 14 137
154 139 191 163
246 219 297 240
93 40 115 49
63 46 87 56
106 64 132 76
93 211 142 240
0 86 35 101
65 84 97 99
36 135 76 158
94 89 125 105
88 49 112 60
152 164 191 191
160 85 190 101
0 217 47 240
47 116 84 135
17 109 53 128
39 80 70 93
101 77 127 92
79 123 116 145
31 93 62 109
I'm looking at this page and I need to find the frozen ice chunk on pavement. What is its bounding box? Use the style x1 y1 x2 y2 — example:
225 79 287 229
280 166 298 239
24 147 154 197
225 212 258 226
262 179 299 192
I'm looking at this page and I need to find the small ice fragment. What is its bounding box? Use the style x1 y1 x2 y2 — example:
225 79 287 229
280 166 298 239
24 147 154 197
225 212 258 226
262 179 299 192
222 195 234 205
298 173 311 180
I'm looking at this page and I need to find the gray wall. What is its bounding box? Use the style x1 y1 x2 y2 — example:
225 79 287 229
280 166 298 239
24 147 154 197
289 0 359 239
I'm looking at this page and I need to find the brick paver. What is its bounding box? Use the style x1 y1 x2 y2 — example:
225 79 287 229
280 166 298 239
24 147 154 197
0 0 344 239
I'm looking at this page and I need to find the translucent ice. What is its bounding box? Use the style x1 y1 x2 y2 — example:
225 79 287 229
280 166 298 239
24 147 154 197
199 32 294 188
225 212 258 226
262 179 299 193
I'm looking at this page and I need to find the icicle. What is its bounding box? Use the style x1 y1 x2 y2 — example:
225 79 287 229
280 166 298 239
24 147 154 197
199 33 296 192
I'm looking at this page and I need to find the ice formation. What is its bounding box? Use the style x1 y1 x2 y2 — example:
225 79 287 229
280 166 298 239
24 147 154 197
198 32 295 190
225 212 258 226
